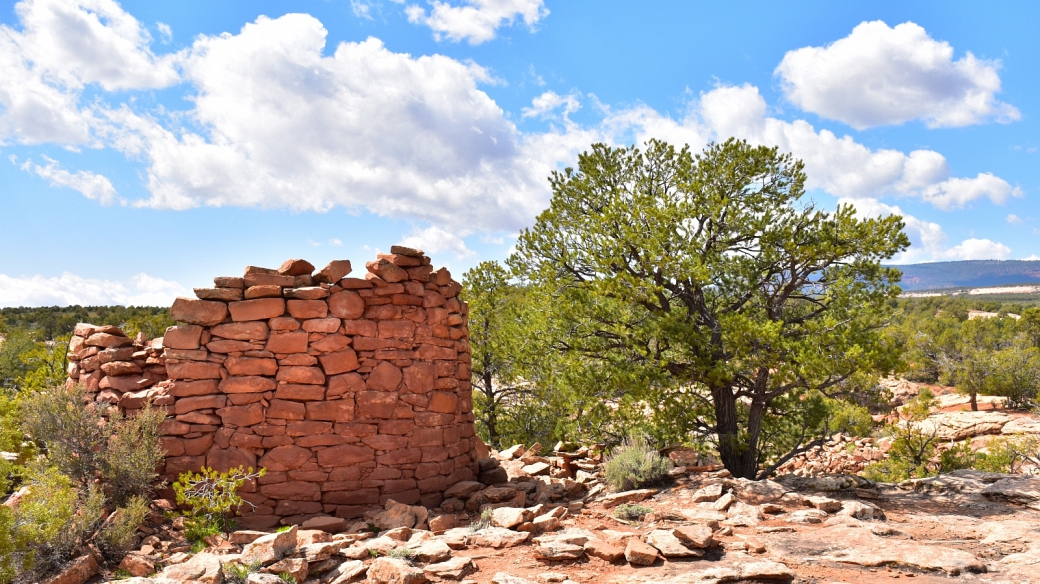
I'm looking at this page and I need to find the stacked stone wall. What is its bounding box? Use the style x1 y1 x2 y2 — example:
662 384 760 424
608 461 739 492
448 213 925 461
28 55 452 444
65 247 476 528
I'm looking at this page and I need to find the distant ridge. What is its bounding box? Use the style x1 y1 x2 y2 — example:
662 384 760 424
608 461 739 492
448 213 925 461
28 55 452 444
891 260 1040 291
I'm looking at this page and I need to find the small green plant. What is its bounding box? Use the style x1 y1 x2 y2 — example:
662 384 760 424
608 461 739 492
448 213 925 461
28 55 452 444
603 435 673 491
366 522 381 535
468 506 493 532
388 547 416 561
190 540 208 554
613 503 653 520
368 549 380 558
98 495 151 561
276 525 292 533
278 573 298 584
221 561 261 584
112 568 133 580
173 466 266 538
863 390 941 482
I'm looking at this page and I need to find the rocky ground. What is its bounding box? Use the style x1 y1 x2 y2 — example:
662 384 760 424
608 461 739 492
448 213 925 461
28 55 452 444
37 380 1040 584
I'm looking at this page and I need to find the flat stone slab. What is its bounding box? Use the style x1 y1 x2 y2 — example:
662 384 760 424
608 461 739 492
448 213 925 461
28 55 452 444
812 524 986 575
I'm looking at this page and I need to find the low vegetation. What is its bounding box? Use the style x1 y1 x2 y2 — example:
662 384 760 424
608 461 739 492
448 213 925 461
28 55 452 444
603 436 673 491
173 466 267 547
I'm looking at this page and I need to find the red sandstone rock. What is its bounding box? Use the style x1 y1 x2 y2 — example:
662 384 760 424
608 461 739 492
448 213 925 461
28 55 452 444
390 245 424 258
328 373 365 398
211 321 269 340
287 299 328 319
403 362 435 393
428 392 458 413
214 276 245 288
169 379 219 397
279 259 315 276
268 399 306 420
171 297 229 326
259 445 312 471
267 331 308 354
366 258 408 283
229 298 285 321
277 366 326 385
175 395 226 414
368 362 403 391
207 447 257 473
328 290 365 319
314 260 352 284
164 325 203 349
217 403 266 426
319 350 360 375
244 285 284 299
85 332 133 348
306 400 355 421
194 287 244 301
167 361 222 380
302 317 340 333
356 392 397 419
219 376 277 393
284 286 329 300
244 272 294 287
206 339 252 353
317 444 375 466
275 384 326 401
310 334 351 353
225 357 278 376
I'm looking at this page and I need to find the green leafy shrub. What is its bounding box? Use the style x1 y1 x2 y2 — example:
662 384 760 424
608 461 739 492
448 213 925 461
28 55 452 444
174 466 266 540
278 573 298 584
467 507 493 532
613 504 653 520
98 496 151 560
863 390 940 482
20 384 165 503
221 561 261 584
603 435 672 491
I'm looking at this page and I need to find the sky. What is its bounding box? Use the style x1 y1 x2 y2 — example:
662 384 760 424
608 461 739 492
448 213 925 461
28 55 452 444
0 0 1038 307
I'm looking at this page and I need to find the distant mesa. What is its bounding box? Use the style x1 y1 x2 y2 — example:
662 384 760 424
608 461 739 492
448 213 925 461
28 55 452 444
891 260 1040 292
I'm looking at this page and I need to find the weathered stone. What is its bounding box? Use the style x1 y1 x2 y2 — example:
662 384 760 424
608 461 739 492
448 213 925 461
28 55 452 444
267 331 308 353
328 290 365 319
673 524 713 548
602 488 657 508
42 554 98 584
266 557 308 582
315 260 353 284
724 477 787 504
301 515 347 533
646 529 703 558
444 481 484 499
195 287 244 301
490 574 538 584
813 523 985 575
624 538 659 566
467 527 531 548
411 539 453 563
279 258 315 276
220 376 277 394
368 361 403 391
367 557 427 584
85 332 133 348
786 509 828 524
156 551 223 583
229 298 286 321
171 297 229 326
319 349 360 375
491 507 531 529
690 483 723 503
584 539 625 562
807 495 842 513
367 259 408 283
164 325 204 349
424 556 474 580
325 560 367 584
225 356 278 376
241 525 298 565
535 542 585 560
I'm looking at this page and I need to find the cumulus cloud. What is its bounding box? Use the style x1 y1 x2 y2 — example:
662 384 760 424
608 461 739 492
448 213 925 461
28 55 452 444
522 90 580 120
406 0 548 44
106 15 555 231
398 225 476 259
19 156 119 204
775 21 1020 129
0 272 187 307
1007 214 1022 224
0 0 181 146
602 83 1021 211
842 198 1011 263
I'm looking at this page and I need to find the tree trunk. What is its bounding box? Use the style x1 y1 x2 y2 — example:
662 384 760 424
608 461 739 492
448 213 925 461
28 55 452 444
970 391 978 412
712 385 757 479
483 369 499 448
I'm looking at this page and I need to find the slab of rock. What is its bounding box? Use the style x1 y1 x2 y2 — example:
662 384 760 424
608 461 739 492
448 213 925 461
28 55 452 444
584 539 625 562
411 539 453 563
444 481 484 499
522 461 551 476
535 542 585 560
266 557 307 582
711 492 736 511
672 525 713 548
677 508 725 526
301 515 347 533
724 478 787 503
689 483 722 503
156 552 224 583
806 495 842 513
368 557 427 584
1001 416 1040 435
491 506 532 529
491 574 539 584
428 514 456 533
982 477 1040 509
786 509 828 524
602 488 657 508
918 410 1013 440
424 556 475 580
118 553 155 577
837 500 880 521
468 527 531 548
816 524 986 575
374 499 424 530
625 538 660 566
246 574 284 584
42 555 98 584
534 530 593 547
325 560 368 584
241 525 297 565
646 529 703 558
438 528 471 550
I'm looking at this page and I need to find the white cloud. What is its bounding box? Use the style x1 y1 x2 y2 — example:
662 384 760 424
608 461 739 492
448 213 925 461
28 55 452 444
329 238 344 247
19 156 119 204
406 0 548 45
351 0 375 19
841 197 1011 263
398 225 476 259
0 0 182 146
156 21 172 44
1022 254 1040 261
602 83 1021 211
0 272 187 307
522 90 580 120
1008 214 1022 224
775 21 1019 129
105 15 553 231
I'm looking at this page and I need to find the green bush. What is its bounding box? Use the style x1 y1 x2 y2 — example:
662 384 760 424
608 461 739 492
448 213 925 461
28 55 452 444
863 390 940 483
613 504 653 520
98 496 151 560
603 435 672 491
103 408 167 505
174 466 266 539
221 561 261 584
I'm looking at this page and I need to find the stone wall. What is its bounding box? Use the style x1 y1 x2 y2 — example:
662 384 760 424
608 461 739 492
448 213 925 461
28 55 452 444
65 247 477 528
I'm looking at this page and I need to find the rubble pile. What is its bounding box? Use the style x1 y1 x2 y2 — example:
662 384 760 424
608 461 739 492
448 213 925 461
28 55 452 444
774 434 889 477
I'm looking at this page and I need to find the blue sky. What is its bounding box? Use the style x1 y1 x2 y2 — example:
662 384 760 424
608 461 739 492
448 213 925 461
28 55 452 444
1 0 1038 306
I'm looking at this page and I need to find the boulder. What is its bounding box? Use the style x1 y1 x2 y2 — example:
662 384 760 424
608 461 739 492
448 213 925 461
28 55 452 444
672 525 713 548
584 539 625 562
601 488 657 508
467 527 531 548
535 542 585 560
241 525 298 565
625 537 660 565
42 555 98 584
646 529 703 558
367 557 427 584
423 556 475 580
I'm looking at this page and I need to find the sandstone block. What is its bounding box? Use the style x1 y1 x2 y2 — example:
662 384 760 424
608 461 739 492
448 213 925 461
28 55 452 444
315 260 352 284
214 276 245 288
625 538 659 566
267 331 308 354
241 524 298 565
195 287 244 301
319 350 359 375
277 366 326 385
169 379 219 397
306 400 355 421
368 362 403 391
217 403 266 426
310 334 351 353
220 376 277 393
206 447 257 473
317 444 375 466
367 557 425 584
225 357 278 376
244 272 294 287
302 317 340 333
279 258 315 276
366 258 408 283
245 285 284 299
584 539 625 562
284 286 329 300
171 297 229 326
328 373 365 397
328 290 365 319
267 399 306 420
356 392 397 419
164 325 203 349
211 321 269 340
287 299 328 319
258 445 312 471
229 298 285 321
428 392 458 413
167 361 222 380
85 332 133 348
275 384 325 401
